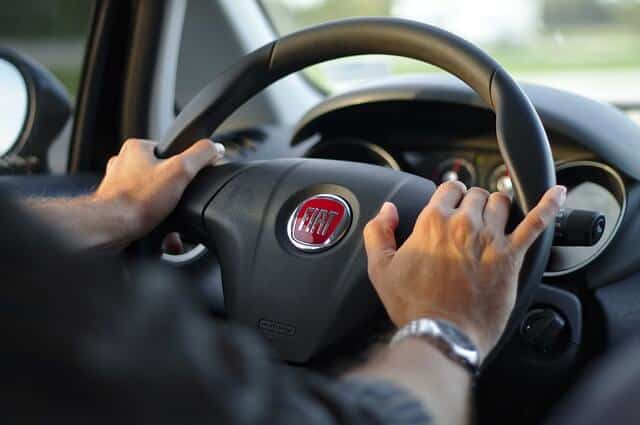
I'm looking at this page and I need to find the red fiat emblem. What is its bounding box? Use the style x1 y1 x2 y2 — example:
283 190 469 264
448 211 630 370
287 194 352 251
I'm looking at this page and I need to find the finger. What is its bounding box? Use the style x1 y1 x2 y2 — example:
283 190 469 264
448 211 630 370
119 138 154 155
510 185 567 251
137 139 156 153
106 156 117 172
428 181 467 210
162 232 184 255
177 139 225 178
363 202 399 280
457 187 490 223
483 191 512 232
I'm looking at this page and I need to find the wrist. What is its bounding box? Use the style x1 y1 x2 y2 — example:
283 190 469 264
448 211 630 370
87 192 144 249
391 318 481 374
394 311 489 362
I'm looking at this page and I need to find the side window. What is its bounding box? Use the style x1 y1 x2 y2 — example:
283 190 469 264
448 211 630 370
0 1 92 174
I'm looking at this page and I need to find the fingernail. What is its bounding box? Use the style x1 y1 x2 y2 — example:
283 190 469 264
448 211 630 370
554 185 567 205
379 202 393 216
213 142 225 158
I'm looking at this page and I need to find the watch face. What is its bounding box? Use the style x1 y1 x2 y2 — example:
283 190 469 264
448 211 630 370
438 321 476 350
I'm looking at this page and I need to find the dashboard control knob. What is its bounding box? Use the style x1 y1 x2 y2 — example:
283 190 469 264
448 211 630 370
488 164 514 198
436 158 476 187
554 208 606 247
441 170 459 182
520 308 568 353
496 175 513 195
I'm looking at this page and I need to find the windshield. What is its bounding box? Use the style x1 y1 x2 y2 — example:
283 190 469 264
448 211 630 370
261 0 640 105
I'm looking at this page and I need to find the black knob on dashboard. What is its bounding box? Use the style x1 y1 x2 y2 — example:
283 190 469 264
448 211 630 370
554 208 606 247
520 308 569 354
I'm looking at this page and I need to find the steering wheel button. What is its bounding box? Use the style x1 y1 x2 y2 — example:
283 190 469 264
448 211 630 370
287 194 351 252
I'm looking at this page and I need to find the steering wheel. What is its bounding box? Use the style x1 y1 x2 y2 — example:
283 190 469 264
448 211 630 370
155 18 555 364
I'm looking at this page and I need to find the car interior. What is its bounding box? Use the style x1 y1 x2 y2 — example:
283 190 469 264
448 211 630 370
1 1 640 424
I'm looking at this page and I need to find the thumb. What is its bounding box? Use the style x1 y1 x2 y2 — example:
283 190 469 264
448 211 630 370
175 139 225 180
363 202 399 281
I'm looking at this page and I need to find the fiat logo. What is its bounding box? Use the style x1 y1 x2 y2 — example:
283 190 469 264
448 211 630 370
287 194 352 252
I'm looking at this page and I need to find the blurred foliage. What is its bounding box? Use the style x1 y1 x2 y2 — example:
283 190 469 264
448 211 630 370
50 66 82 97
2 0 638 98
0 0 91 38
262 0 640 97
0 0 92 96
264 0 392 32
263 0 640 34
543 0 640 28
543 0 612 27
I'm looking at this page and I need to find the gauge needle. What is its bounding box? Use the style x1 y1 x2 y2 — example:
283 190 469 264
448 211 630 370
453 159 461 174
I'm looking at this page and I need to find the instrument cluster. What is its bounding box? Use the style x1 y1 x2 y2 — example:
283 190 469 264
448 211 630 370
401 149 515 195
306 137 627 277
307 137 535 198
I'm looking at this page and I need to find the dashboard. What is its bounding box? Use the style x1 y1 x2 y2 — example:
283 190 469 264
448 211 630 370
308 133 626 277
140 75 640 412
289 79 636 281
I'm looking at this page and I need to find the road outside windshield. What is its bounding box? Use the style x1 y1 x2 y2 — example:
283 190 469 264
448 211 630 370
261 0 640 105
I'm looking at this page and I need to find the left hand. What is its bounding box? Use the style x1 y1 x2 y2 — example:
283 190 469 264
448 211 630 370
93 138 225 247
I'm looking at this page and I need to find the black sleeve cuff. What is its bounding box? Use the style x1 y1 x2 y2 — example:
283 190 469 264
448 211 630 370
335 377 433 425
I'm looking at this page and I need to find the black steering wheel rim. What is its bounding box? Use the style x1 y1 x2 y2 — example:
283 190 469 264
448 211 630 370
159 18 555 364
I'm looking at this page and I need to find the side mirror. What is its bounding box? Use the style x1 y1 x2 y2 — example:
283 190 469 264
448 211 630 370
0 47 72 173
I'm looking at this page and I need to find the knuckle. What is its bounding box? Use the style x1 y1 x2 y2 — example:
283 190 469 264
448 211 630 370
122 138 138 150
428 204 448 218
528 213 548 232
439 180 465 193
106 156 117 169
363 220 377 239
480 227 497 244
490 191 511 205
417 204 447 227
468 186 490 197
137 139 156 152
425 204 453 215
545 194 562 210
195 138 214 152
451 219 473 245
120 140 131 153
451 211 475 232
171 157 195 179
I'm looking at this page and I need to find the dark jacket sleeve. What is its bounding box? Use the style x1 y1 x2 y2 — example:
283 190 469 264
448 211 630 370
0 194 431 425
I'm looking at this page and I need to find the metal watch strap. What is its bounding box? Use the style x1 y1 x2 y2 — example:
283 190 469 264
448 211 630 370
391 318 480 376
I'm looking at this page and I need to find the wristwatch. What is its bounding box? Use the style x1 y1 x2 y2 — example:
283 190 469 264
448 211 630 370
391 318 480 375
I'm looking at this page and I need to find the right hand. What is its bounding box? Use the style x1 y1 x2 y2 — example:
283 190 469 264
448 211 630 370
363 182 566 359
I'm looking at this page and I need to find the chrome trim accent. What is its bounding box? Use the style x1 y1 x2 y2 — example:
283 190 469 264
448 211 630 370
309 138 401 170
364 142 402 170
287 194 352 252
161 243 208 265
545 160 627 277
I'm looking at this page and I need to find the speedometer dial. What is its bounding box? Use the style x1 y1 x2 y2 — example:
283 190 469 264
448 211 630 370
436 158 476 187
488 164 514 198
